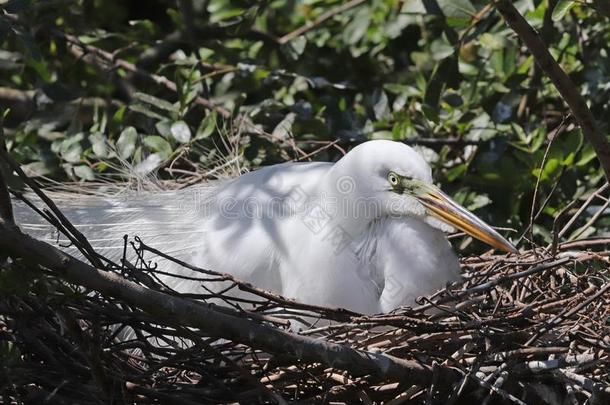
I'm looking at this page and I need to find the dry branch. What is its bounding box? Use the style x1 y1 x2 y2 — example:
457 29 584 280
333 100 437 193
493 0 610 182
0 224 457 385
0 152 454 385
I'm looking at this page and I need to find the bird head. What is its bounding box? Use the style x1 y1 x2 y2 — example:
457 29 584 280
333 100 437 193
332 140 517 253
385 170 517 253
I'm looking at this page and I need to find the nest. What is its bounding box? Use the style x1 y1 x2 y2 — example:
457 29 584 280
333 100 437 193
2 227 610 404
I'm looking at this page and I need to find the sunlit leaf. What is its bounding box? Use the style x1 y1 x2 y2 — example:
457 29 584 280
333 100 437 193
89 132 108 157
73 165 95 181
143 135 172 159
552 0 576 21
116 127 138 159
170 120 192 143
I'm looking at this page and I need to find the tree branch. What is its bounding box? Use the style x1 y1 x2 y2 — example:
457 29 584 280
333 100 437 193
55 30 289 146
493 0 610 182
0 144 455 384
0 222 458 384
0 146 103 268
62 32 224 115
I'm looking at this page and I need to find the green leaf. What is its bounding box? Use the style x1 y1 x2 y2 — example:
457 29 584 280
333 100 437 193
73 165 95 181
22 161 53 177
479 33 506 51
446 163 467 181
530 128 546 153
372 89 390 120
552 0 575 21
170 120 191 143
196 111 217 139
134 153 162 174
438 0 475 17
198 47 214 60
576 143 596 166
155 119 172 138
133 92 178 112
89 132 108 157
343 7 370 45
425 55 460 108
535 157 561 181
371 130 393 140
421 104 439 124
466 194 491 211
271 112 295 140
281 36 307 61
59 133 84 163
111 106 126 126
129 104 166 120
438 0 475 27
290 36 307 56
116 127 137 159
143 135 172 159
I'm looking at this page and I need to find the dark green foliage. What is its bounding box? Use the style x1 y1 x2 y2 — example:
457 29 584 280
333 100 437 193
1 0 609 245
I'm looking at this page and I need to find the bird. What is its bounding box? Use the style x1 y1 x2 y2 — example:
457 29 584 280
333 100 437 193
15 140 517 315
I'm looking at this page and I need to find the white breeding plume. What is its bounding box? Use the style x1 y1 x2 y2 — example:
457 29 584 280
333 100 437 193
14 140 517 314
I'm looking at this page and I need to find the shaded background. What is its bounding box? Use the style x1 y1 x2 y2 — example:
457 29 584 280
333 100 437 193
1 0 609 248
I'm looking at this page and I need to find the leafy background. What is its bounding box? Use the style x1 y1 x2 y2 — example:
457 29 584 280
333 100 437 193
1 0 609 249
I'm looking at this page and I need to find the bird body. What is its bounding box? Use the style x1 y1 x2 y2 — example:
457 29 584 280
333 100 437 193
193 141 461 313
15 140 515 314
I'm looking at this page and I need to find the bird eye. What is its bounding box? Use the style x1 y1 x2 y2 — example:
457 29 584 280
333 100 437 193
388 172 399 186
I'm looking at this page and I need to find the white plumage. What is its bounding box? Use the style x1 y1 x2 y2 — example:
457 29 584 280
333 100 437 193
15 140 516 314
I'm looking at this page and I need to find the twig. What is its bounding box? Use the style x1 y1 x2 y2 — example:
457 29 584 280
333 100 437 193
550 198 581 256
526 281 610 345
0 226 459 385
554 369 610 395
61 32 223 115
568 198 610 241
494 0 610 182
558 183 609 239
136 238 360 322
0 147 104 268
413 257 571 312
522 121 563 248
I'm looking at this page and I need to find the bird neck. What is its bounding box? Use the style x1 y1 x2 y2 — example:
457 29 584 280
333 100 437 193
319 168 379 237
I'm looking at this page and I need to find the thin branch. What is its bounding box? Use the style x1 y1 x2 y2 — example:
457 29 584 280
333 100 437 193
61 32 223 115
0 146 103 268
493 0 610 182
136 238 359 322
0 223 458 384
54 30 291 147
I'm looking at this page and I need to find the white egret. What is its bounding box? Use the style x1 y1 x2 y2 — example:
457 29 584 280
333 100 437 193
15 140 516 314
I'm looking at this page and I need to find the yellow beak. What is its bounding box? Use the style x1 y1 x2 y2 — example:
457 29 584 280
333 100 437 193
407 181 517 253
